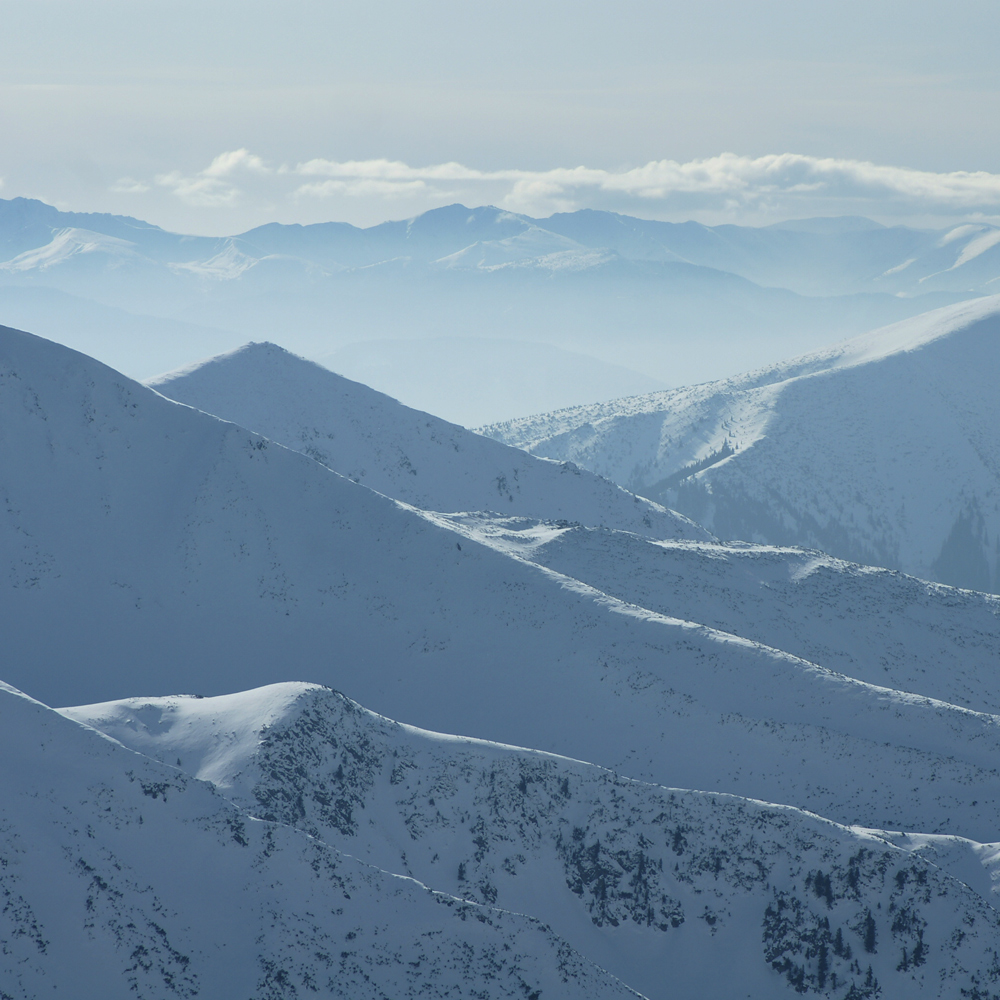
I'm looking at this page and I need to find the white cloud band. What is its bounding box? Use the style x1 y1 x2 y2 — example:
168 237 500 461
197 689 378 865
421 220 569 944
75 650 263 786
118 150 1000 221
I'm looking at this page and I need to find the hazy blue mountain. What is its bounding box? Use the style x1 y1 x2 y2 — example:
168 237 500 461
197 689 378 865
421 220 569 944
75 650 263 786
315 336 668 425
0 196 977 420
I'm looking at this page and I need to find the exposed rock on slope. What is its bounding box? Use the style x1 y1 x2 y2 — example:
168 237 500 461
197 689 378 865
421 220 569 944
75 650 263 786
6 325 1000 842
0 680 635 1000
66 682 1000 1000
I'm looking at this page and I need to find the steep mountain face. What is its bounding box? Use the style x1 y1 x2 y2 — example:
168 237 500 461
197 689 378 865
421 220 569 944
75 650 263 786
484 296 1000 593
146 339 1000 710
65 682 1000 1000
0 680 634 1000
146 341 705 541
7 325 1000 844
8 319 1000 993
9 331 1000 840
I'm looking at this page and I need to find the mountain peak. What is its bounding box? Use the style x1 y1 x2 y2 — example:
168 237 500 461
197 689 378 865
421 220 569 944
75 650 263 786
147 340 708 540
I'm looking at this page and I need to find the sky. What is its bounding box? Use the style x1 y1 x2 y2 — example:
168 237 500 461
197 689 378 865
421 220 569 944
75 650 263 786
1 0 999 235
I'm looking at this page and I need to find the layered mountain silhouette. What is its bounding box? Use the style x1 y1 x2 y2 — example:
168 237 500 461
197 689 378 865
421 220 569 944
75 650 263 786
5 316 1000 997
0 196 984 422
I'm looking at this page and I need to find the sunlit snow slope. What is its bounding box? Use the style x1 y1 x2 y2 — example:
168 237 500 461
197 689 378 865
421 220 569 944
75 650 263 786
146 342 705 540
64 682 1000 1000
6 324 1000 843
145 336 1000 714
0 680 634 1000
484 296 1000 593
432 514 1000 714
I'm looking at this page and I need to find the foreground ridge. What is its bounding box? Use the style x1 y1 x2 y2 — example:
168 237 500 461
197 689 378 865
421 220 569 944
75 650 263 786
62 681 1000 1000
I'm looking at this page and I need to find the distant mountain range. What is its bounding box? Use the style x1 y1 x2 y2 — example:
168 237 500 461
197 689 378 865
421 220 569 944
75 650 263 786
1 196 994 422
484 296 1000 594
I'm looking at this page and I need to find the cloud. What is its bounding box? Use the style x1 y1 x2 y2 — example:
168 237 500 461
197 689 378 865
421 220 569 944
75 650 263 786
117 149 1000 222
152 148 272 207
290 153 1000 216
202 149 270 178
110 177 150 195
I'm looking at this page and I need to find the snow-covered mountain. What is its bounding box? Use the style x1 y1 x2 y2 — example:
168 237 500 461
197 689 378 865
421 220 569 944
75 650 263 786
435 514 1000 714
7 323 1000 845
148 337 1000 711
539 211 1000 297
484 296 1000 593
0 679 635 1000
63 681 1000 1000
146 341 704 541
0 197 971 420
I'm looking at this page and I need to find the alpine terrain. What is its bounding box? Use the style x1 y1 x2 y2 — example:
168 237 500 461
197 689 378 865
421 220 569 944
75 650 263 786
485 296 1000 593
0 197 982 421
4 314 1000 997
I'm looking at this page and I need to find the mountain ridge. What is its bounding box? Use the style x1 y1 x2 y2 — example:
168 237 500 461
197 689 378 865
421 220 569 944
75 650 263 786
7 324 1000 843
60 679 1000 1000
0 194 981 423
482 296 1000 592
0 677 638 1000
147 340 705 541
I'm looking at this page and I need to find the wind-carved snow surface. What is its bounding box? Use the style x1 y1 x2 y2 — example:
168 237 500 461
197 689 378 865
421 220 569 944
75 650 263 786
0 680 636 1000
484 296 1000 593
64 683 1000 1000
146 341 706 541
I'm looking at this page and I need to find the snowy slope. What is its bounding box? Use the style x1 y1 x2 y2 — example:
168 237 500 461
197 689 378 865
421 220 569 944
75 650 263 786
0 227 151 272
432 513 1000 714
146 341 704 540
7 324 1000 842
145 338 1000 708
0 680 635 1000
484 296 1000 592
65 682 1000 1000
